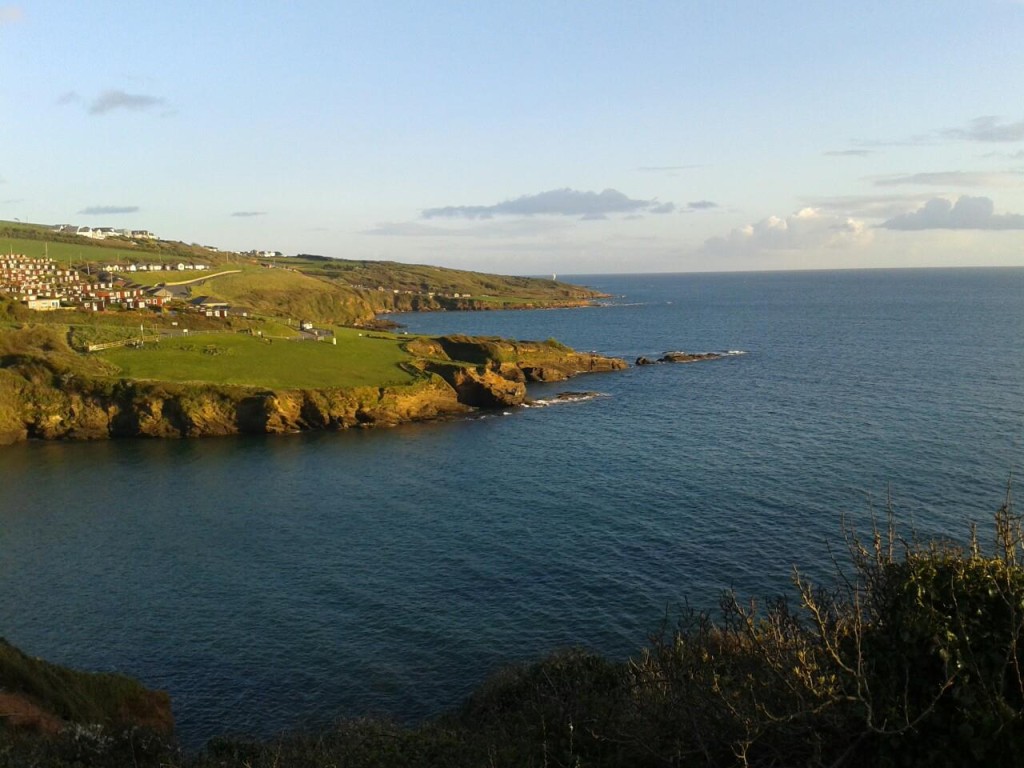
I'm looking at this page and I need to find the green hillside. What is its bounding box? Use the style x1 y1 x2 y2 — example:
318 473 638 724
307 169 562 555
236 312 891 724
0 222 220 264
285 253 599 302
194 266 376 325
0 219 604 326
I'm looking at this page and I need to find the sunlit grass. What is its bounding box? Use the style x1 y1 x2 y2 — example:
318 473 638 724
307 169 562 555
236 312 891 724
100 329 416 388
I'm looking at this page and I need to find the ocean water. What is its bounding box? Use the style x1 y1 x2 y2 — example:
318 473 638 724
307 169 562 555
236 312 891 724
1 268 1022 748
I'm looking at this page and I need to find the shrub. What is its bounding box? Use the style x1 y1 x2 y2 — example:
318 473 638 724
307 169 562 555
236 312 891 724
815 493 1024 766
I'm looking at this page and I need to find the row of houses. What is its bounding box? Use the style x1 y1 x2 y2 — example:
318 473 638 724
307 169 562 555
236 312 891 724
2 253 86 310
2 253 261 318
103 262 211 273
53 225 157 240
1 252 170 312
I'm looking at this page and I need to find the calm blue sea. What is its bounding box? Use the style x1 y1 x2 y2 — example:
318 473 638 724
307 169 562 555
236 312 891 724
1 268 1022 748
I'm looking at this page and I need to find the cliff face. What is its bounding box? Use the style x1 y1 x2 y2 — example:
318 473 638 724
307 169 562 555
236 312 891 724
413 335 627 408
0 334 626 445
1 376 470 444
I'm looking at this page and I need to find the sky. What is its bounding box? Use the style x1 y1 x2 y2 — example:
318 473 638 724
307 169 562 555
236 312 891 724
2 1 1024 275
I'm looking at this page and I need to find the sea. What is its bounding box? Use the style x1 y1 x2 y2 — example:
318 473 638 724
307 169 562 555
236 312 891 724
1 268 1022 749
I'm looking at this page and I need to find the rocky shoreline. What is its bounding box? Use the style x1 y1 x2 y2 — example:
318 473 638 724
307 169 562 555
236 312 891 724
0 330 747 446
0 335 627 445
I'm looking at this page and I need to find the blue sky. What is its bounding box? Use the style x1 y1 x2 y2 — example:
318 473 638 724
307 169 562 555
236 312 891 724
2 1 1024 274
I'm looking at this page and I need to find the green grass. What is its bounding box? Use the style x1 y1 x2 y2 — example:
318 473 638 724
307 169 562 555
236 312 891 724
193 267 373 325
100 329 416 388
0 235 138 266
200 266 330 298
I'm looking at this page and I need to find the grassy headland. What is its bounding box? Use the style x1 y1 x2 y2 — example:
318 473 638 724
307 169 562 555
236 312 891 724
0 218 627 443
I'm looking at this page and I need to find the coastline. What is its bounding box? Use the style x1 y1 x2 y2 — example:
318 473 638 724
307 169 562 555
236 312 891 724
0 335 628 446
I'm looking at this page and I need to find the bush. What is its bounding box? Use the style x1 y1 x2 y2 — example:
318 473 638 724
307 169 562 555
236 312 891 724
828 495 1024 766
8 491 1024 767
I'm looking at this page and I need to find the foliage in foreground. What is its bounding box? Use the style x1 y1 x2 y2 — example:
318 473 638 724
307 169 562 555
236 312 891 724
4 492 1024 768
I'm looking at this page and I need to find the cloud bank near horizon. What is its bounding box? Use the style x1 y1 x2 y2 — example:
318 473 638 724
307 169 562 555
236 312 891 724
880 196 1024 230
422 188 677 220
703 208 873 256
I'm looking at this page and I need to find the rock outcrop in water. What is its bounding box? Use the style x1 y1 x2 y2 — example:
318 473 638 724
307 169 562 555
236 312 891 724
0 334 626 444
635 351 735 366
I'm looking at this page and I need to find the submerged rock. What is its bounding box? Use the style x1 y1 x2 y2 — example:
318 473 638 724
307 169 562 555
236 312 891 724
658 351 726 363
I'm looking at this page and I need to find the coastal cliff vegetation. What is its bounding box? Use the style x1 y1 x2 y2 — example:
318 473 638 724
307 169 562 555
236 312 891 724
4 498 1023 767
0 319 625 444
1 220 626 443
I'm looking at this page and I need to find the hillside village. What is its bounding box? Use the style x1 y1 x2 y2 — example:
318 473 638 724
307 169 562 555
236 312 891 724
1 251 213 313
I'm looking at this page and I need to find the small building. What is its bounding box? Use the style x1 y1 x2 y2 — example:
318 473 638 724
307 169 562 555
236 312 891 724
26 297 62 311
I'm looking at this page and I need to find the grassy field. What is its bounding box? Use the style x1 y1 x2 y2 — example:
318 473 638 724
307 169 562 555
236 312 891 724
0 225 218 263
1 235 138 265
100 329 417 388
199 266 333 300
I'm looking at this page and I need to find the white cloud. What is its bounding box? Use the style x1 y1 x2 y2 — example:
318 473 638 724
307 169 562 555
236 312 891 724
804 194 935 220
943 116 1024 143
78 205 139 215
873 171 1024 187
89 90 165 115
363 218 573 239
981 149 1024 160
637 165 701 172
422 188 675 219
824 149 875 157
880 196 1024 230
703 208 873 256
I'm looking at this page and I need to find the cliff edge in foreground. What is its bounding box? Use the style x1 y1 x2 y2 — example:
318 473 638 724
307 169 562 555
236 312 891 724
0 637 174 767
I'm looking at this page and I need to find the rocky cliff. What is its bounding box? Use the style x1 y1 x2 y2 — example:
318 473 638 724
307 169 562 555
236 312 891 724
0 334 626 444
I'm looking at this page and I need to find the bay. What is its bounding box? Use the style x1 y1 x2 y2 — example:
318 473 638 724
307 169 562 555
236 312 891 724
1 267 1022 748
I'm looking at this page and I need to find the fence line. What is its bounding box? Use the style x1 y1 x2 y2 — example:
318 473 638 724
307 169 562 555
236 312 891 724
86 336 162 352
